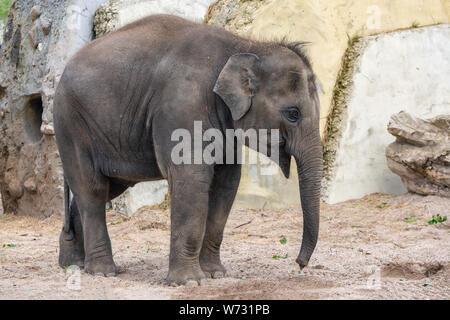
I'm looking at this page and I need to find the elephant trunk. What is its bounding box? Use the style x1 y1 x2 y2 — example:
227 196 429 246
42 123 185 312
293 133 323 269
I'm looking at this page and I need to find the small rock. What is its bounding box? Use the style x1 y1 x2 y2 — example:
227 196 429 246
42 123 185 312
8 180 23 199
23 177 37 193
41 124 55 135
40 18 52 35
28 21 44 49
30 7 41 21
184 280 199 287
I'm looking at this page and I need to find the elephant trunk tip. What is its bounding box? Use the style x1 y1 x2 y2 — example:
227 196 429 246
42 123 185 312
296 257 308 270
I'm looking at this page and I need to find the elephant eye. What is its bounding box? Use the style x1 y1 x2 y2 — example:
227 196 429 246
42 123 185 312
282 107 301 123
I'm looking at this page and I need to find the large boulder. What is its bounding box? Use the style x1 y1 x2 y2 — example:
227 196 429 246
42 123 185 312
386 112 450 198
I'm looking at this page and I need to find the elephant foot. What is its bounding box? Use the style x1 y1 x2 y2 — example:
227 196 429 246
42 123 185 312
200 262 227 279
200 253 227 279
58 229 85 269
166 265 207 286
85 256 117 277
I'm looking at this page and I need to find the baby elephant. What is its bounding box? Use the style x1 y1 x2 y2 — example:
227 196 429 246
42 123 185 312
54 14 322 286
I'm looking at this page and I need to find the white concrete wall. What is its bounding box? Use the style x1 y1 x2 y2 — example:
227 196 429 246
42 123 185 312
0 19 5 47
116 0 215 26
325 25 450 204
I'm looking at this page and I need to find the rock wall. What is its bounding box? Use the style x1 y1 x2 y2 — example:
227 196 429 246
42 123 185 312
323 25 450 203
0 0 108 217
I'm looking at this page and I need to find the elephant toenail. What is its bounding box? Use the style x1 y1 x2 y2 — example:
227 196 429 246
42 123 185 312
185 280 199 287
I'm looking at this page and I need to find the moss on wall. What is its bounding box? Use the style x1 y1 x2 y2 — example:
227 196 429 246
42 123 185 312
0 0 13 20
321 37 365 196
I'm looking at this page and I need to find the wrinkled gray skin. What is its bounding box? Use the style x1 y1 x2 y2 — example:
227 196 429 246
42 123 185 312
54 15 322 285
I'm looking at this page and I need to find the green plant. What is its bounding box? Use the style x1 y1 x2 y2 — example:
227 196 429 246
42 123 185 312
158 192 170 211
376 202 388 209
2 243 16 248
0 0 13 20
272 254 288 259
426 214 447 225
411 21 420 28
346 31 362 46
403 215 416 223
279 237 287 245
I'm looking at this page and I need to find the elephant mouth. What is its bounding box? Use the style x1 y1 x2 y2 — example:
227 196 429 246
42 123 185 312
262 136 291 179
266 137 291 179
271 140 291 179
277 147 291 179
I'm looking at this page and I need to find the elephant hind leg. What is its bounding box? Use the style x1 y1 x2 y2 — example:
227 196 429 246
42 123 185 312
59 179 124 269
73 177 117 277
59 198 85 269
59 147 116 276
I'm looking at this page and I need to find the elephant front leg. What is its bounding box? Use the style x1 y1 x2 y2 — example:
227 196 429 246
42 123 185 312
167 168 214 286
200 164 241 278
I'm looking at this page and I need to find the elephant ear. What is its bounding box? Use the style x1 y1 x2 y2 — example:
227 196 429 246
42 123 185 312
213 53 260 121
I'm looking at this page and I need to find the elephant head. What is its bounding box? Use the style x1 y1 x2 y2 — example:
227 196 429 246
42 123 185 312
214 43 323 269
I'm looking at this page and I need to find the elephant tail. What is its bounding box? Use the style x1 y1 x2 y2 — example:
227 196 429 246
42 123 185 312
63 177 71 234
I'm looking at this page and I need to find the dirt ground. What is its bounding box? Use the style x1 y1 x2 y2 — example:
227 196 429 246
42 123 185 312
0 192 449 300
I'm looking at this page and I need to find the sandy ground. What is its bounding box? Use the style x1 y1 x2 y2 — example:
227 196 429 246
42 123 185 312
0 192 448 300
